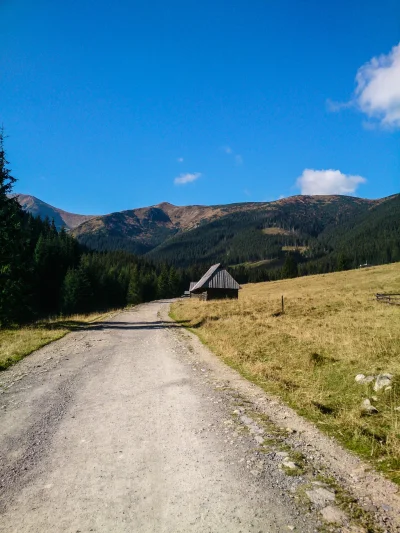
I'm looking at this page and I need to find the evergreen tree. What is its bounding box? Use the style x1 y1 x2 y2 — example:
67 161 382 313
127 266 142 305
281 253 298 279
0 129 26 325
168 267 181 297
157 266 170 298
62 267 93 315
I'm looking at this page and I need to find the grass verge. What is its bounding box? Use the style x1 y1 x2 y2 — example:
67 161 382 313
171 263 400 484
0 311 117 371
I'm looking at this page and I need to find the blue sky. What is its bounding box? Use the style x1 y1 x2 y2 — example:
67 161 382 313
1 0 399 214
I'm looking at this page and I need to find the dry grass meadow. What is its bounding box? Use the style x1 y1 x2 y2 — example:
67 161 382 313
0 311 115 371
171 263 400 483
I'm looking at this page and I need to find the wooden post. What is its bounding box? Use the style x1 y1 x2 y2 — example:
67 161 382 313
281 295 284 314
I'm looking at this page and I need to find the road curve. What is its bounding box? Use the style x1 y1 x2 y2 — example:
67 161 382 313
0 302 317 533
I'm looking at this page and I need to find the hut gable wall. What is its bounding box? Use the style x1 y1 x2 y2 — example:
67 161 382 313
206 268 240 290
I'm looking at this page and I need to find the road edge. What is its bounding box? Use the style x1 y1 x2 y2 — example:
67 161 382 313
164 303 400 531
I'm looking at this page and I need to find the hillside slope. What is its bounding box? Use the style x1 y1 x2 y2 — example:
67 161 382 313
147 195 377 266
17 192 400 274
72 201 265 254
15 194 94 230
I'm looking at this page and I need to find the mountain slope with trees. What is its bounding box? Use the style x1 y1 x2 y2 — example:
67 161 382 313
17 183 400 285
0 134 196 327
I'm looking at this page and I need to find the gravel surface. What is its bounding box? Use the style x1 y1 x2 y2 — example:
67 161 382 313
0 301 398 532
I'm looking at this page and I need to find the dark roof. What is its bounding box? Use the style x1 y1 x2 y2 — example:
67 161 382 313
190 263 240 292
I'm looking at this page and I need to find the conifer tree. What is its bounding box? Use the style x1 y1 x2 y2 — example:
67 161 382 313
127 266 142 305
157 266 170 299
0 129 26 325
281 253 298 279
168 267 180 297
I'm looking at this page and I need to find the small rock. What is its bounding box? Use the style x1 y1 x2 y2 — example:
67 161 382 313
305 487 335 507
320 505 346 524
276 451 289 458
374 373 393 392
361 398 378 414
282 460 297 470
287 526 295 531
355 374 375 384
384 386 392 392
254 435 264 445
394 406 400 412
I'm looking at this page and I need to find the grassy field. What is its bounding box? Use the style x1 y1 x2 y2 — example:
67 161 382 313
171 263 400 483
0 311 116 371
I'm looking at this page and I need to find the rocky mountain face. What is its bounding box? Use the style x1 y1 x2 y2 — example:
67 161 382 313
71 201 267 255
15 194 94 230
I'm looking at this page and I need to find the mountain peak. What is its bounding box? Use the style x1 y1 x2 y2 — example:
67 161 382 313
15 194 95 230
154 201 176 208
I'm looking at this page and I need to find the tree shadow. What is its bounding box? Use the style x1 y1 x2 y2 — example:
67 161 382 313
40 319 183 332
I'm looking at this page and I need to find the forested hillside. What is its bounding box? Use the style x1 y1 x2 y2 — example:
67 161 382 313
146 194 400 282
147 195 373 266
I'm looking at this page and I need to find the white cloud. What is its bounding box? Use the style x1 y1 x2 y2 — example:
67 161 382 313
296 169 366 195
235 154 243 165
223 146 233 154
355 43 400 127
177 157 184 163
243 188 251 197
329 42 400 128
174 172 201 185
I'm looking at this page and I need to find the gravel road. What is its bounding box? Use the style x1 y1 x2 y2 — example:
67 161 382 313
0 302 321 533
0 301 397 532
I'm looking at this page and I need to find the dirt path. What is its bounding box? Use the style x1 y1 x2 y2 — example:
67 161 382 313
0 302 398 532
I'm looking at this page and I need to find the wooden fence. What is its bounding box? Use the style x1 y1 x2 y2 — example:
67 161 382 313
376 293 400 306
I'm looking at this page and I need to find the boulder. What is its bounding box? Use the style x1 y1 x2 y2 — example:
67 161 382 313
374 373 393 392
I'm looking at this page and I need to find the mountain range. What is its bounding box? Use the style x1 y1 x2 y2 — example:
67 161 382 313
15 192 400 270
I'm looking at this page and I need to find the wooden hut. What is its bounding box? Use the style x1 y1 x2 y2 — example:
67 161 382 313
189 263 240 301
